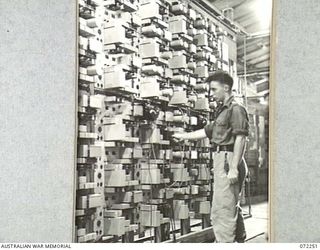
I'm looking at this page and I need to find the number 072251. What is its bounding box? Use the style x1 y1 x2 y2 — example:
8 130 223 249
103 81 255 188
300 244 318 248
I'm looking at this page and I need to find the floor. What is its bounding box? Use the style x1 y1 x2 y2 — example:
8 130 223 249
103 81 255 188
243 201 269 243
140 200 269 243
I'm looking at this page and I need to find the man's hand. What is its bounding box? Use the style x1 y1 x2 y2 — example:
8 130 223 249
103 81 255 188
227 167 239 184
172 133 185 143
229 134 246 185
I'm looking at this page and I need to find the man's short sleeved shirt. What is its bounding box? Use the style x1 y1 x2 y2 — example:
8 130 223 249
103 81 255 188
204 96 249 146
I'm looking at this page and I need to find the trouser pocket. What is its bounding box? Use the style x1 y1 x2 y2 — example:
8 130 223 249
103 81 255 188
224 152 229 175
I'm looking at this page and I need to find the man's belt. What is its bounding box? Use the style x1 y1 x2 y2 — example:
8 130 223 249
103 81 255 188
212 144 234 152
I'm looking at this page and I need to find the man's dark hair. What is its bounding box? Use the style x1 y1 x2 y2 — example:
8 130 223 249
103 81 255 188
205 71 233 90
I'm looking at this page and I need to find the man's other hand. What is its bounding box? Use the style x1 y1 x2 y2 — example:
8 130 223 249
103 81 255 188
227 168 239 184
172 133 185 143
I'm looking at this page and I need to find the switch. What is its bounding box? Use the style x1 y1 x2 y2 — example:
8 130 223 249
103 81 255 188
169 91 188 105
104 66 132 89
140 168 161 184
104 123 126 141
191 185 199 195
104 217 126 236
140 42 160 58
169 15 187 34
140 210 161 227
194 33 208 47
168 55 187 69
140 77 160 98
139 2 161 20
199 201 211 214
195 65 209 78
105 169 127 187
104 24 127 45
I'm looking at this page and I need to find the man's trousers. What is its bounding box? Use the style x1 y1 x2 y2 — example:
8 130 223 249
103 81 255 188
210 151 247 243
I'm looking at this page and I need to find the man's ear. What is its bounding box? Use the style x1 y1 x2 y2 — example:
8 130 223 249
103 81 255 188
223 84 230 92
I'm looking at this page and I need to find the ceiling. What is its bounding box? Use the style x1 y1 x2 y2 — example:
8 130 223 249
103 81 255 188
208 0 272 97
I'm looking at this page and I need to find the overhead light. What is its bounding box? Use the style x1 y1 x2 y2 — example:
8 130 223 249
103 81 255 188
251 0 273 30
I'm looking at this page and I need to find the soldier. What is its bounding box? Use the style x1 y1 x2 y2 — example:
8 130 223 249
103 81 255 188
172 71 249 243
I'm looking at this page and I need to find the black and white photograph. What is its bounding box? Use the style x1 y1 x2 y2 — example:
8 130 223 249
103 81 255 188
3 0 320 245
77 0 272 243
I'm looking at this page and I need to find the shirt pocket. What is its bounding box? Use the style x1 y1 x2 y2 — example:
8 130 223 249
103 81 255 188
215 119 228 137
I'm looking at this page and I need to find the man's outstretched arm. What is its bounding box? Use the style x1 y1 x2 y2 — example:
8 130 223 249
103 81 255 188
172 128 207 141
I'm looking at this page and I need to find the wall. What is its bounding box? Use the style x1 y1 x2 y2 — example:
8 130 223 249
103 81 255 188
271 0 320 242
0 0 77 242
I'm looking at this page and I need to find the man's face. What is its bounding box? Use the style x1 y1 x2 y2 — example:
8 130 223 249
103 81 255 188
209 80 227 102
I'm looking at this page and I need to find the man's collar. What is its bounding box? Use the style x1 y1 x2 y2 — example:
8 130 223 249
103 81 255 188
223 95 234 108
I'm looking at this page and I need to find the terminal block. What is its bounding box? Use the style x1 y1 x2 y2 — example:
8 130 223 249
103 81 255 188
77 0 239 242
